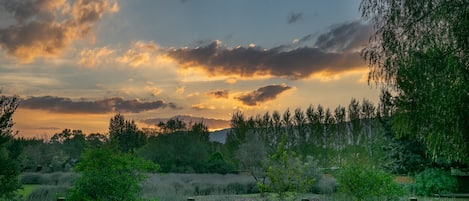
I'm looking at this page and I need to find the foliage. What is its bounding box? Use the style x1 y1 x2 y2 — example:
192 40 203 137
137 120 212 173
109 113 147 153
361 0 469 163
236 133 268 193
260 133 320 200
411 168 458 196
336 163 403 201
67 147 158 201
206 151 235 174
0 93 21 200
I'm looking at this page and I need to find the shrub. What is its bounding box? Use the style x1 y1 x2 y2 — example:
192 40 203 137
20 172 79 186
411 168 457 196
67 147 158 201
336 163 403 201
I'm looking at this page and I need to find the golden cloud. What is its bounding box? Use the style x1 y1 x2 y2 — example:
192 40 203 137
0 0 119 62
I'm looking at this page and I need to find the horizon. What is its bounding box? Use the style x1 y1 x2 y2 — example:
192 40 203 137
0 0 380 137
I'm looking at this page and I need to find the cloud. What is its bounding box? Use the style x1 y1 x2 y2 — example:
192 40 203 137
236 84 293 106
287 11 303 24
167 41 364 79
20 96 178 114
166 21 371 80
0 0 119 62
315 21 373 52
176 86 185 95
78 47 115 67
191 103 215 110
116 41 160 67
206 89 229 99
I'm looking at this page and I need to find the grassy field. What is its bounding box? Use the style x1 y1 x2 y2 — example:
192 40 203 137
17 172 469 201
17 185 38 198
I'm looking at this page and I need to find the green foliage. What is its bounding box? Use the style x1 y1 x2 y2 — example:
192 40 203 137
411 168 458 196
206 151 235 174
361 0 469 163
137 123 211 173
110 113 147 153
67 147 158 201
336 163 403 201
261 133 320 200
0 93 21 200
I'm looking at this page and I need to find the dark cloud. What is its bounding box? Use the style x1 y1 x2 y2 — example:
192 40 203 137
287 11 303 24
140 115 230 130
236 84 292 106
206 89 229 99
168 41 363 79
0 0 118 62
20 96 178 114
315 21 373 52
167 21 370 79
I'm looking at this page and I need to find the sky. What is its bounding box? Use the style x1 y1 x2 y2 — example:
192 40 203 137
0 0 380 138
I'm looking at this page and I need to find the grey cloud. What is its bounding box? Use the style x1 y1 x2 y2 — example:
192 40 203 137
167 21 370 79
168 41 363 79
236 84 292 106
207 90 229 99
315 21 373 52
0 0 118 61
287 11 303 24
20 96 178 114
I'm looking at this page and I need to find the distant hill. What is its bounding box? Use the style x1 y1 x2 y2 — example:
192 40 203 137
209 128 231 144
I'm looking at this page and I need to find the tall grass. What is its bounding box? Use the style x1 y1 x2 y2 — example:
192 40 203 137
141 173 258 201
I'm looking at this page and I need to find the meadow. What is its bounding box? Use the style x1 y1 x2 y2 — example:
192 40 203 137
18 172 469 201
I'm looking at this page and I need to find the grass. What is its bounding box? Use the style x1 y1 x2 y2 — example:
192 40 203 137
17 185 38 198
17 172 469 201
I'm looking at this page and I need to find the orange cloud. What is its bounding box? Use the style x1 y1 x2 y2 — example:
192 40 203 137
78 47 115 67
0 0 118 62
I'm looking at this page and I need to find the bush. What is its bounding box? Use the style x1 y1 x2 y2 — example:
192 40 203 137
411 168 457 196
67 147 158 201
336 163 403 201
20 172 79 186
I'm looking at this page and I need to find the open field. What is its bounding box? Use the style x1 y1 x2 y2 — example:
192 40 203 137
18 172 469 201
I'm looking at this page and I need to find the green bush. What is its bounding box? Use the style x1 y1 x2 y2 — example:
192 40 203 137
336 163 403 201
411 168 457 196
20 172 79 186
67 147 158 201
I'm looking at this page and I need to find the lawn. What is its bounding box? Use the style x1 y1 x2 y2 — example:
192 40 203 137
17 185 38 198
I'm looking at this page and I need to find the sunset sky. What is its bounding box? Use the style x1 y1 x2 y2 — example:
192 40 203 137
0 0 380 137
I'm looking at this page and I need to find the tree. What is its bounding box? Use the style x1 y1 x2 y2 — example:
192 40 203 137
261 133 319 200
237 133 268 195
0 93 20 200
67 147 158 201
109 114 146 153
361 0 469 162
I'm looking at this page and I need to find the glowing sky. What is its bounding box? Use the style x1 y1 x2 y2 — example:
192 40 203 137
0 0 380 137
